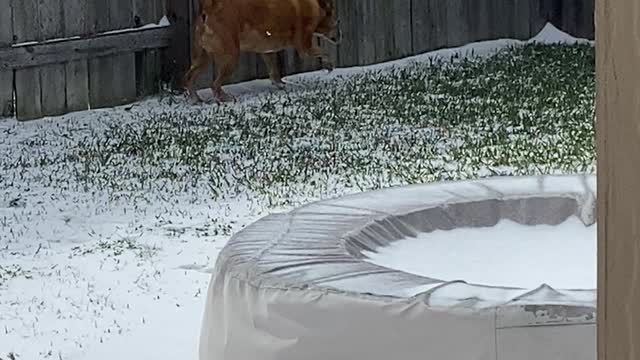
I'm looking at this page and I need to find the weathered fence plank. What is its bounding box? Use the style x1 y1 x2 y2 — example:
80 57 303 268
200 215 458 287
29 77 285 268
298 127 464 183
0 0 13 117
89 0 135 109
134 0 156 96
152 0 168 86
63 0 90 113
0 27 173 70
432 0 449 52
133 0 163 96
231 54 260 83
88 0 112 108
514 0 532 40
561 0 577 36
39 0 67 117
280 50 298 79
392 0 413 59
489 0 515 40
12 0 43 120
410 0 429 54
156 0 167 23
548 0 563 30
581 0 595 40
529 0 546 35
89 0 137 108
503 1 517 39
372 0 388 63
154 0 168 79
374 0 411 62
562 0 591 39
358 0 376 65
337 0 358 66
446 0 470 48
469 0 491 42
255 53 271 80
111 0 138 105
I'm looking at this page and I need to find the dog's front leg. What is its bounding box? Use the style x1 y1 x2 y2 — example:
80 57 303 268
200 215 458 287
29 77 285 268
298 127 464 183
296 34 334 72
261 53 286 88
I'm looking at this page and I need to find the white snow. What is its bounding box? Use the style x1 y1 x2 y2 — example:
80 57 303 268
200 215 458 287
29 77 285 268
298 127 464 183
11 16 171 48
363 216 596 290
0 23 591 360
11 41 40 47
158 15 171 27
527 23 593 45
101 15 172 36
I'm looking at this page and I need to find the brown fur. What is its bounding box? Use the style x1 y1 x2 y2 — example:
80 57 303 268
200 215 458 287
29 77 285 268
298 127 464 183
183 0 341 103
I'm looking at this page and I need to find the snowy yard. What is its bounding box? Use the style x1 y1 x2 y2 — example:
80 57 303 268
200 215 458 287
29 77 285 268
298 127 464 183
0 25 594 360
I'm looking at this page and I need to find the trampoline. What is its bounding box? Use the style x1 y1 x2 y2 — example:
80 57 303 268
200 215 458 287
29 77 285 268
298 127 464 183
199 174 597 360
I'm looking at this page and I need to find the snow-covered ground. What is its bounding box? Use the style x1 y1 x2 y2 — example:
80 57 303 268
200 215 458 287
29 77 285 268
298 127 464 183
364 216 597 290
0 24 591 360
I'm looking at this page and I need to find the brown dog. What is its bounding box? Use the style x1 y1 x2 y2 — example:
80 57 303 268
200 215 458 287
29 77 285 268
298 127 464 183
183 0 341 103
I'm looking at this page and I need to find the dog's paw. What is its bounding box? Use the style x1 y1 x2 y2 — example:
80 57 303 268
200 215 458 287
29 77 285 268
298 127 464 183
271 80 287 90
185 90 202 105
187 95 202 105
322 61 335 72
213 91 236 104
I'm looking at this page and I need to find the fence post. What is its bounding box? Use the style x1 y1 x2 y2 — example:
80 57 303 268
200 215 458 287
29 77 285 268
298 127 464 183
63 0 90 113
88 0 137 109
134 0 163 96
165 0 191 90
596 0 640 359
0 0 13 117
39 0 67 117
12 0 43 120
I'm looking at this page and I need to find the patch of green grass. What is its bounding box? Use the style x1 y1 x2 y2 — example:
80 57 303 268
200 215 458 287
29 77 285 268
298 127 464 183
72 237 160 259
195 218 235 238
1 352 19 360
0 264 32 286
2 43 596 207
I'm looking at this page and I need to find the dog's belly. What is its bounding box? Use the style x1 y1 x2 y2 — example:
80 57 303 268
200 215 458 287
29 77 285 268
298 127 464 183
239 28 294 53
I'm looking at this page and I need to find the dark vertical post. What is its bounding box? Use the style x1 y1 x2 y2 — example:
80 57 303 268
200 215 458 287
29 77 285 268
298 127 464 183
12 0 43 120
165 0 192 90
0 0 14 117
596 0 640 359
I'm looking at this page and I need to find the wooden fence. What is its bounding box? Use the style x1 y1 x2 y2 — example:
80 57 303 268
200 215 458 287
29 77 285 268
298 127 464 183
1 0 594 121
0 0 170 120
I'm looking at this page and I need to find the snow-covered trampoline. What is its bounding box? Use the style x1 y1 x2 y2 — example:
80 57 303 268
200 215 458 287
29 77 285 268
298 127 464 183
199 175 597 360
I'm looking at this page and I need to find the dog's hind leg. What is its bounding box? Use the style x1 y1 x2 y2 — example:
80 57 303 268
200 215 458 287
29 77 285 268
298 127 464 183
211 51 239 103
183 16 210 104
203 30 239 103
183 52 210 104
261 53 286 88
